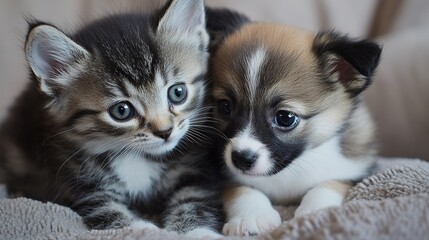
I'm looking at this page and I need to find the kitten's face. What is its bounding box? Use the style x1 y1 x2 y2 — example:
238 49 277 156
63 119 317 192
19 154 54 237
25 1 209 156
65 38 207 156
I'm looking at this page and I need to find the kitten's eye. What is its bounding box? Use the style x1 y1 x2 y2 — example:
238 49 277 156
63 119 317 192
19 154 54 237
109 101 135 121
217 100 232 117
168 83 187 105
274 110 299 130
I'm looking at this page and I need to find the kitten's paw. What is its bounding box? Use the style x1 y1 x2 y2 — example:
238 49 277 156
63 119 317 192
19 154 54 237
222 208 281 236
130 220 159 230
185 228 223 239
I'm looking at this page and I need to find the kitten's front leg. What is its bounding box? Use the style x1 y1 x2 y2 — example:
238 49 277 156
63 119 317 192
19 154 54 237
72 191 158 230
294 180 352 217
162 186 224 239
222 185 282 236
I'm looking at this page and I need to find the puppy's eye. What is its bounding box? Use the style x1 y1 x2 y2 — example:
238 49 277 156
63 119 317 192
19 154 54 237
274 110 299 130
109 101 135 121
217 100 232 116
168 83 187 105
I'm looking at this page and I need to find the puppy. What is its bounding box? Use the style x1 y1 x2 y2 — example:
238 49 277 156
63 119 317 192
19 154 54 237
210 23 382 236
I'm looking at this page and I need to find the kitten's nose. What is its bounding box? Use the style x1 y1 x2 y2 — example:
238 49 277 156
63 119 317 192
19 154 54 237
231 150 258 171
153 127 173 140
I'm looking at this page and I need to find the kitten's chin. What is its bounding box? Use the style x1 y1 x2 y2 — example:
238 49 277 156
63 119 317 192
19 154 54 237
143 130 187 156
144 139 180 155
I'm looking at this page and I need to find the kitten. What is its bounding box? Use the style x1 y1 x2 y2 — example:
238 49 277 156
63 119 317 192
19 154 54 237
210 21 381 235
0 0 223 237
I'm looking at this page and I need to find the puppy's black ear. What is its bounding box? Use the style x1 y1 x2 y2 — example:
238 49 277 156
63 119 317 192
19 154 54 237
205 8 250 53
313 31 382 96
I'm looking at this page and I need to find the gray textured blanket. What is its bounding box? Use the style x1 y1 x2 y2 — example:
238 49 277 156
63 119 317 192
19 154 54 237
1 158 428 240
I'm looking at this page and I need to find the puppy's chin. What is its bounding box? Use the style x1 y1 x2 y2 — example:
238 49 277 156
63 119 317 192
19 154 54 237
234 168 271 177
227 163 283 177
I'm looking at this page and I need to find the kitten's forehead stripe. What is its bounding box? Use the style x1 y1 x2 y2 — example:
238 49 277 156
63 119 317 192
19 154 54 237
160 67 169 85
74 14 160 88
112 80 131 98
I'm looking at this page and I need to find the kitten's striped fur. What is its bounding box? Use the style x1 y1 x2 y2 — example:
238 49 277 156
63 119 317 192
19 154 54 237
0 0 224 236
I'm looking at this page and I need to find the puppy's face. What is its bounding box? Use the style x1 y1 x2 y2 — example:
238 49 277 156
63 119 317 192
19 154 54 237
211 24 381 176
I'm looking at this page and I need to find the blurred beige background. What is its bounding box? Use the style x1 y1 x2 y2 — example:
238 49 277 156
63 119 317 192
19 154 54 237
0 0 428 159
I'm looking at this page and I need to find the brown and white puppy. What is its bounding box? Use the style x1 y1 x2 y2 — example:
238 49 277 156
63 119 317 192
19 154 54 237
210 23 381 236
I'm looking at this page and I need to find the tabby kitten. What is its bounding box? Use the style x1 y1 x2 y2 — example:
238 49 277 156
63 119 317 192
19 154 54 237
0 0 223 237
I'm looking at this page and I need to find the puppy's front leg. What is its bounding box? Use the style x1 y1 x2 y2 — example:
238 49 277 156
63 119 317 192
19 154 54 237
295 180 352 217
223 185 281 236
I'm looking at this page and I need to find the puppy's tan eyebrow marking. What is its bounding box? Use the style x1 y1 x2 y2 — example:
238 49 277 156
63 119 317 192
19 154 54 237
269 96 284 108
300 112 320 120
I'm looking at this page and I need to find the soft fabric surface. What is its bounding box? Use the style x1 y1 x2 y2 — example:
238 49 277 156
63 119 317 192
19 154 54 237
1 158 428 240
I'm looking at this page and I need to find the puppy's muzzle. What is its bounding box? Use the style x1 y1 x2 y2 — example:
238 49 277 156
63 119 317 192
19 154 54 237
231 150 258 171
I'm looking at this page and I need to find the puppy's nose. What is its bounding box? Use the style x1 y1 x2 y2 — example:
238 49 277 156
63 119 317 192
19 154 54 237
231 150 258 171
153 127 173 140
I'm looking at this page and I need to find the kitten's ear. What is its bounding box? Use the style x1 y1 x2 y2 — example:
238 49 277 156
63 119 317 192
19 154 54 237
25 23 90 96
313 31 382 96
156 0 208 50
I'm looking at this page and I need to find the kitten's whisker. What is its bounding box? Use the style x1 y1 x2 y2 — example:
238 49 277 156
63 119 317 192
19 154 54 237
56 147 86 178
107 143 136 170
189 124 228 141
77 137 123 181
43 128 77 144
187 129 212 145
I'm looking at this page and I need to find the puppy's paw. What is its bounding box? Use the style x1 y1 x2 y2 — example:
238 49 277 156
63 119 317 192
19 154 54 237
294 204 321 217
130 220 159 230
185 227 223 239
222 208 281 236
294 182 348 218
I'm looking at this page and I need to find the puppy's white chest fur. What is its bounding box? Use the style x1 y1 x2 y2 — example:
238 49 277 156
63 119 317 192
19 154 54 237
235 137 371 204
113 153 163 198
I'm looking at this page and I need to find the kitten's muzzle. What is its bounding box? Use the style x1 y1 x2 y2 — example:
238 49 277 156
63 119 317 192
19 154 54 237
153 127 173 140
231 150 258 171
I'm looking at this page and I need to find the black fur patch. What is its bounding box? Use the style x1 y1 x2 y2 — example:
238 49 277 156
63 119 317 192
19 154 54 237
205 7 250 54
313 31 382 96
252 106 307 174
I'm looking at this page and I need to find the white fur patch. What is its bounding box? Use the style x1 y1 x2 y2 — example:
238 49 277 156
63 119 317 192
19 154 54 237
246 48 266 100
223 187 281 236
294 186 344 217
113 153 163 199
234 136 373 204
